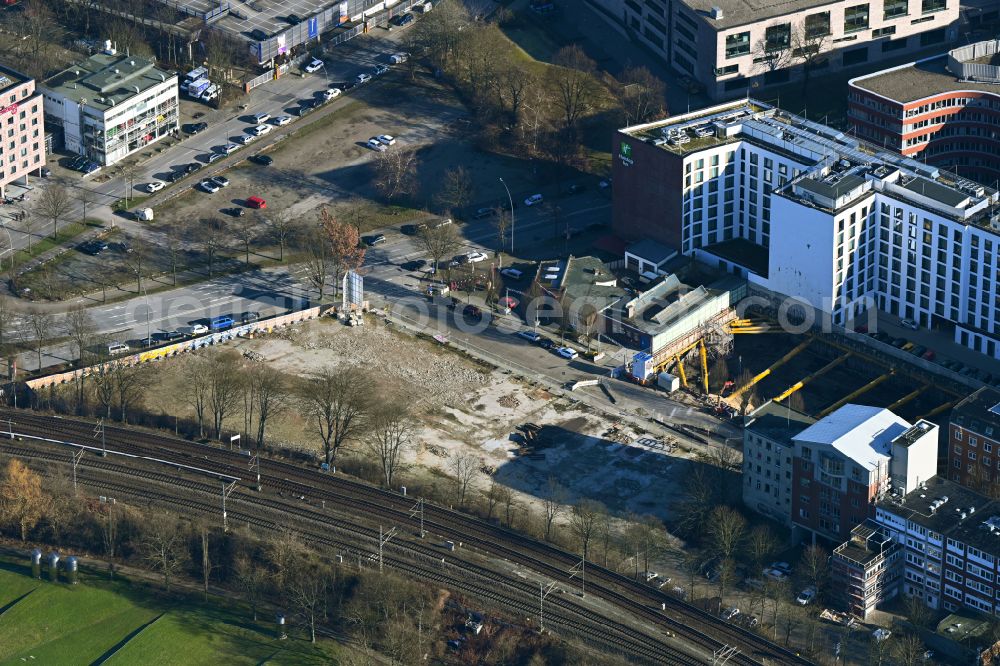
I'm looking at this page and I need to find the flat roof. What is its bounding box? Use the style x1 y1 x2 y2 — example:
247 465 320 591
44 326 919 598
0 65 28 94
703 238 769 278
878 476 1000 556
952 386 1000 439
44 53 175 112
201 0 343 41
795 404 907 471
852 55 1000 104
747 401 816 446
627 238 677 266
678 0 842 30
898 175 970 207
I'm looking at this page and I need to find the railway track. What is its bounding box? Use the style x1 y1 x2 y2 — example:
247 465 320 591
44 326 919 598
6 442 692 665
0 410 813 665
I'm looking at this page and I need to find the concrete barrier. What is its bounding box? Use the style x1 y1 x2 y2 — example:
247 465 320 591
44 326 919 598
25 306 326 390
569 379 599 391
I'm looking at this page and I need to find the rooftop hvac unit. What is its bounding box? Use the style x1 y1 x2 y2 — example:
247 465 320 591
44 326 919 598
710 6 724 19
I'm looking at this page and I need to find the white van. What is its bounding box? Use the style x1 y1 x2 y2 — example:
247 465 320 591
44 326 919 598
200 84 219 102
419 2 433 12
108 341 130 355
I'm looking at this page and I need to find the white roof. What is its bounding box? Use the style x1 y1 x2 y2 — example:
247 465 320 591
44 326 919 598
793 404 909 471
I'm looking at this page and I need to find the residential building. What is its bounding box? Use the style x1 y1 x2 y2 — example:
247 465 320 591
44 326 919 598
791 404 938 542
613 100 1000 359
743 401 816 527
830 521 902 618
40 47 178 167
531 255 628 333
849 39 1000 185
948 386 1000 494
0 64 45 196
875 476 1000 616
590 0 959 100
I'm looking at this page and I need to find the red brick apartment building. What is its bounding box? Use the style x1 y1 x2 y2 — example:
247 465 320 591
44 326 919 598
949 387 1000 494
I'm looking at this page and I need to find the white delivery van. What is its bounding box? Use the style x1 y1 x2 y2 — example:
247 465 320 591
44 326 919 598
135 208 154 221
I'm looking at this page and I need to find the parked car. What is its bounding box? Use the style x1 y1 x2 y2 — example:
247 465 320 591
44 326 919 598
796 586 817 605
241 311 260 324
107 341 130 355
901 318 919 330
224 207 245 217
251 112 270 124
249 154 273 166
304 59 324 74
891 337 907 348
273 115 292 126
367 138 386 152
466 251 488 263
185 122 208 134
250 123 271 136
538 338 555 350
872 628 892 642
501 268 523 279
185 162 201 174
922 349 936 361
286 13 302 25
720 607 740 621
199 179 221 193
770 561 792 575
473 207 496 219
524 193 543 206
246 196 267 209
210 315 234 331
321 88 341 101
237 134 256 145
403 259 427 271
377 134 396 146
356 73 372 85
210 175 230 188
389 52 409 64
164 330 184 341
221 143 240 155
207 152 224 164
373 64 389 76
910 345 926 357
367 234 386 246
518 330 542 343
555 347 578 360
145 181 165 193
189 324 209 335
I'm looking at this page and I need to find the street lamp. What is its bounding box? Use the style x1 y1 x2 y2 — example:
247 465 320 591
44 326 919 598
499 177 514 254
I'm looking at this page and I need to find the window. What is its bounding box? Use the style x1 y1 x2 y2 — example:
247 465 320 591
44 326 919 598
920 28 946 46
764 23 791 51
715 64 739 76
804 12 831 37
843 46 869 65
725 31 751 58
872 26 896 37
921 0 946 13
884 0 909 18
844 4 870 32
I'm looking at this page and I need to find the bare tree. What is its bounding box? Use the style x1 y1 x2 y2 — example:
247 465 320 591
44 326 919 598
674 464 719 537
373 147 419 201
448 452 479 507
200 525 213 599
484 476 503 521
799 544 829 598
300 366 368 465
234 213 257 265
22 308 54 370
363 404 412 488
247 363 286 448
435 166 474 214
202 218 227 278
184 356 211 438
549 45 603 135
111 359 146 424
790 24 831 94
418 223 462 274
35 184 73 239
143 513 185 590
890 632 926 666
165 223 183 286
122 234 150 294
618 66 667 126
569 499 603 560
101 502 119 580
302 225 329 301
498 64 536 130
747 525 778 577
234 555 267 621
288 556 329 642
270 211 294 262
499 484 517 528
707 505 747 561
404 0 470 70
78 187 100 224
752 26 794 79
116 162 140 207
208 351 243 439
541 476 567 542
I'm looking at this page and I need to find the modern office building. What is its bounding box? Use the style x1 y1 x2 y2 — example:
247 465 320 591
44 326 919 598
849 39 1000 186
613 100 1000 358
875 476 1000 616
0 64 45 197
589 0 959 100
948 387 1000 494
830 521 902 618
40 47 178 167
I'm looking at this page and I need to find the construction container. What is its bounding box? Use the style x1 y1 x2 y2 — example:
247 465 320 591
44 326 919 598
65 556 78 585
47 552 59 582
276 613 287 640
30 549 41 579
632 352 655 382
657 372 680 393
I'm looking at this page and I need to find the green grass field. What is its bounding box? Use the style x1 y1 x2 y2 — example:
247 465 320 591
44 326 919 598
0 563 341 665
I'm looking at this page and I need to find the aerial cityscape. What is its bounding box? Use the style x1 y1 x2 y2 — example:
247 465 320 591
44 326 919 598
0 0 998 663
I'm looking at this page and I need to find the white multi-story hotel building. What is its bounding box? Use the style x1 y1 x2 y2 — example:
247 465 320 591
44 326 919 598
590 0 959 100
40 46 178 167
612 99 1000 359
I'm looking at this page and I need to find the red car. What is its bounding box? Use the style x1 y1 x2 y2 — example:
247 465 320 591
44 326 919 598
246 196 266 209
922 349 936 361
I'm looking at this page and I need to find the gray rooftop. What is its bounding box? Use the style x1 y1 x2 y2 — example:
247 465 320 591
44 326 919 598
678 0 841 30
796 173 867 202
44 53 175 112
878 476 1000 556
898 175 971 208
851 55 1000 104
747 400 816 446
627 239 677 266
0 65 27 94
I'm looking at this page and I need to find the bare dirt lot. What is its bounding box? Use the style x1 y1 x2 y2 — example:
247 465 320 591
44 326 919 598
136 314 691 527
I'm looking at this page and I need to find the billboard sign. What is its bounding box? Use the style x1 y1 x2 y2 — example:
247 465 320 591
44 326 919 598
619 141 634 167
343 270 363 310
308 17 319 39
